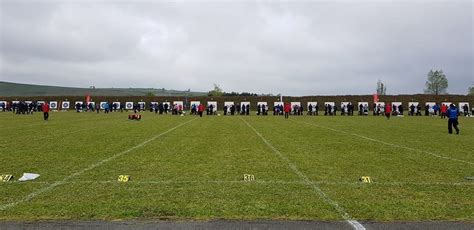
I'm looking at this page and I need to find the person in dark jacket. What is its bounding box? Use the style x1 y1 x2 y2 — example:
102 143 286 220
447 104 459 134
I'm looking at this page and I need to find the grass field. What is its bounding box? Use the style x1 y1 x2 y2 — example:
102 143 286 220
0 111 473 222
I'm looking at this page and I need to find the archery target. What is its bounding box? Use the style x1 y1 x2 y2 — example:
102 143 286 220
138 102 145 110
240 102 250 110
408 102 419 113
224 102 234 113
442 102 452 107
49 101 58 110
99 102 107 109
61 101 70 109
37 101 45 105
425 102 436 114
274 101 284 107
392 102 402 112
459 102 470 114
307 102 317 111
375 102 385 112
190 101 200 110
125 102 134 110
358 102 369 109
25 101 32 104
207 101 217 112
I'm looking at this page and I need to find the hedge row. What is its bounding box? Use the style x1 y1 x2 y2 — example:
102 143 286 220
2 94 472 109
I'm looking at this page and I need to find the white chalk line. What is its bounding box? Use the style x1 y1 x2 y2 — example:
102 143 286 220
295 120 474 166
0 118 196 211
240 117 365 230
2 180 471 186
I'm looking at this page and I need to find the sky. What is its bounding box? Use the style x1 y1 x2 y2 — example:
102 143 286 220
0 0 472 96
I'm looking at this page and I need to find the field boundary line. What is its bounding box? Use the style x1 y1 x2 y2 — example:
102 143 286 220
3 180 472 186
240 117 365 230
294 120 474 166
0 118 196 211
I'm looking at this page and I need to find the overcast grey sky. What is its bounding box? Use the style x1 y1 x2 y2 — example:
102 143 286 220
1 0 472 95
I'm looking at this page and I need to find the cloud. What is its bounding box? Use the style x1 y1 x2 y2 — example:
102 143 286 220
1 0 472 95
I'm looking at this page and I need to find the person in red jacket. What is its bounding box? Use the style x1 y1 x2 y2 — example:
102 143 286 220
284 103 291 119
43 102 50 121
440 104 448 119
384 103 392 120
198 104 205 117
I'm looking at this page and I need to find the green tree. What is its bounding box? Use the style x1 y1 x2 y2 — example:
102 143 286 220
208 84 224 96
376 79 387 95
424 70 448 95
469 85 474 95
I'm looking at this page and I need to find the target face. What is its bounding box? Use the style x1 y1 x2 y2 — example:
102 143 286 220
37 101 45 105
459 102 469 111
240 102 250 107
307 102 317 110
274 101 284 107
61 101 70 109
290 102 300 107
408 102 419 112
138 102 145 109
50 101 58 109
100 102 108 109
190 101 200 110
207 101 217 112
391 102 402 112
441 102 451 107
125 102 134 110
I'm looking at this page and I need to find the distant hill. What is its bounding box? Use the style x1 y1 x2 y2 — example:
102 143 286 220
0 81 207 97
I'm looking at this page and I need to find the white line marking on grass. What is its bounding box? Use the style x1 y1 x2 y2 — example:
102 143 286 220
295 120 474 166
240 117 365 230
0 118 196 211
3 180 472 186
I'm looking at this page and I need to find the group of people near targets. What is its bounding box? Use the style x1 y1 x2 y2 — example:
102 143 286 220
0 100 470 134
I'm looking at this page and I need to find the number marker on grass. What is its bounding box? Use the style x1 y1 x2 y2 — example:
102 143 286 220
118 175 130 182
359 176 372 183
243 174 255 182
0 175 13 182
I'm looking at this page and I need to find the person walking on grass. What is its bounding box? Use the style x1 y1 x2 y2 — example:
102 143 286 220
42 102 50 121
284 103 291 119
440 104 448 119
385 103 392 120
447 104 460 135
198 103 205 117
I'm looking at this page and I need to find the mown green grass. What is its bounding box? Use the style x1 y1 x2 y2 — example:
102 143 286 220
0 111 472 221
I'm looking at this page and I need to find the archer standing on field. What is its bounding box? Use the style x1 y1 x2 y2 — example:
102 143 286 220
43 102 50 121
447 104 460 135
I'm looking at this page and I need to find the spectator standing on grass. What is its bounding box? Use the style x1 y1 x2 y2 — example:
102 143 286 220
198 103 205 117
441 104 448 119
385 103 392 120
447 104 460 135
284 103 291 119
43 102 50 121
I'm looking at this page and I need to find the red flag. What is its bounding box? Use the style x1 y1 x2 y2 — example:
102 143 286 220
373 93 379 103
